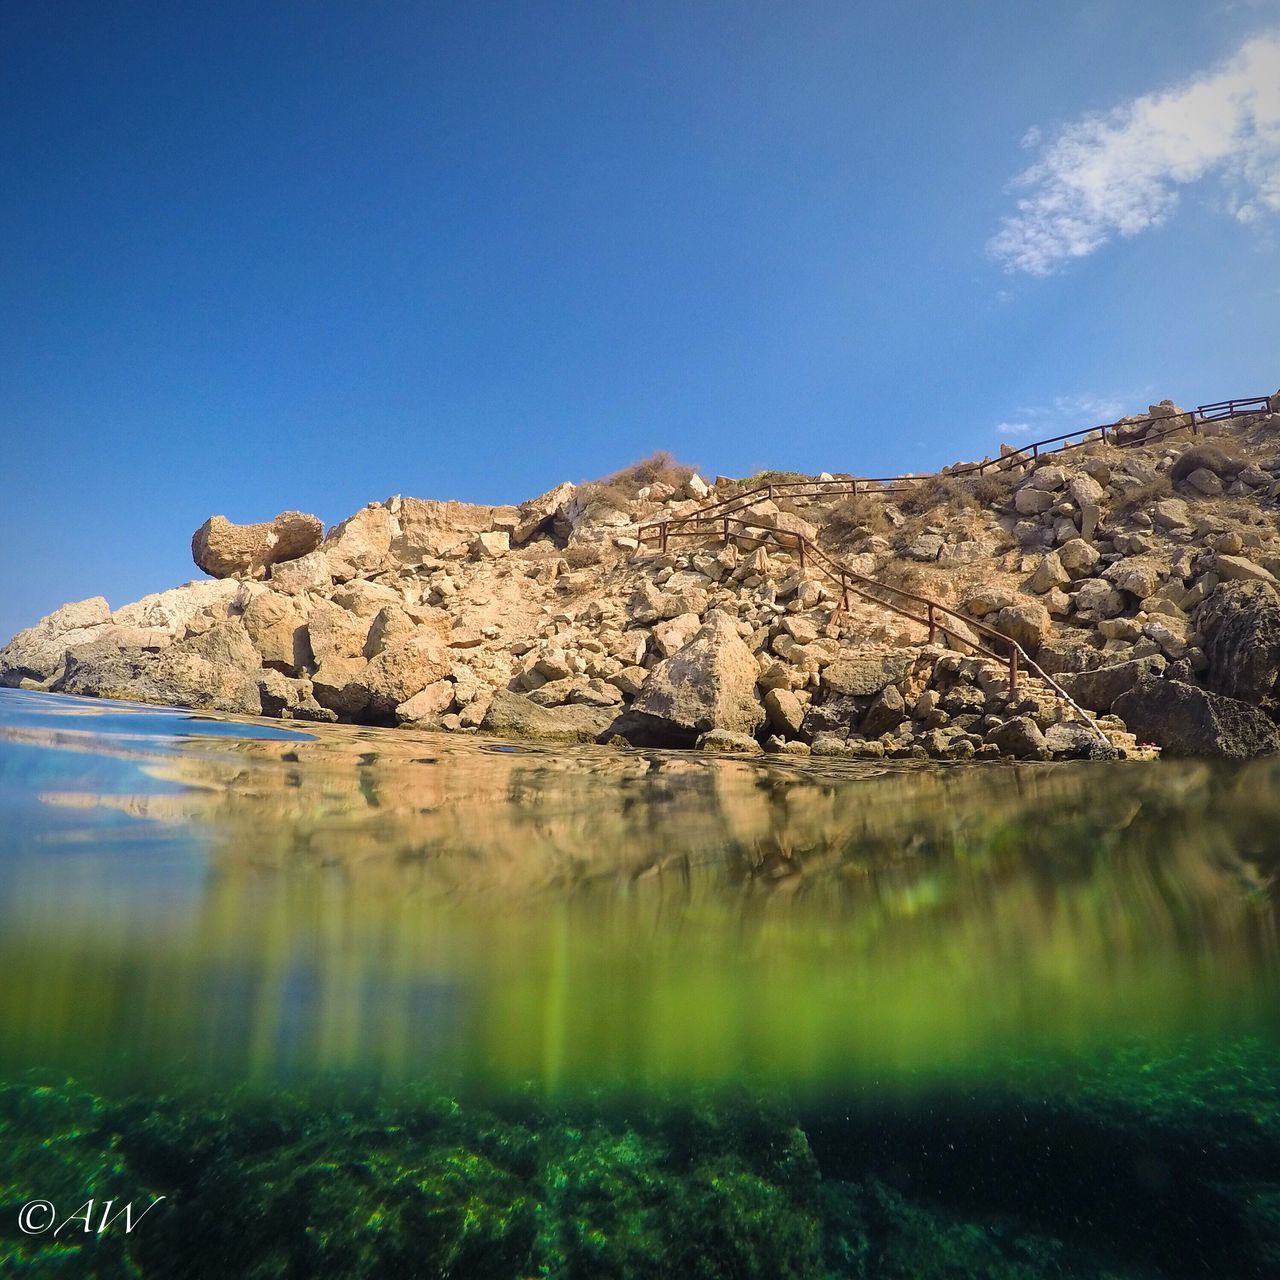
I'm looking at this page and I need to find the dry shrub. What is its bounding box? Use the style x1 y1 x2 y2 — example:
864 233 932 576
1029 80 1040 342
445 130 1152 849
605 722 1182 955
822 493 891 542
1169 442 1246 485
879 559 928 593
743 469 810 487
966 470 1018 506
1112 474 1172 515
898 469 1018 517
580 451 697 514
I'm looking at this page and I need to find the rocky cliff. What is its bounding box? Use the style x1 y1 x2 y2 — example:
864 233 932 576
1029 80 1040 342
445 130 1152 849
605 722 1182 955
5 393 1280 760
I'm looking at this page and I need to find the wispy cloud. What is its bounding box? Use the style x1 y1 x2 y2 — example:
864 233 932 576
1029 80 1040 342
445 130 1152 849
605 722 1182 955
989 31 1280 275
994 392 1141 439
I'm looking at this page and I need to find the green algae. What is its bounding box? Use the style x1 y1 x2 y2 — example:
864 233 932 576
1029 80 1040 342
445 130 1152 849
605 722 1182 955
4 1042 1280 1279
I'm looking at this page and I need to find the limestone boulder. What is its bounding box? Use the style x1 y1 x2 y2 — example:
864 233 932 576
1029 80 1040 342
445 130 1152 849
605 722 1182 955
268 550 332 596
512 482 576 545
192 511 322 579
821 648 913 697
349 630 452 720
1058 655 1167 713
241 593 312 673
992 602 1051 652
1014 487 1055 516
480 689 613 743
472 530 510 559
310 656 371 718
1104 559 1162 600
612 611 764 745
306 599 370 665
0 596 113 685
1057 539 1100 580
1066 473 1105 508
1044 721 1119 760
696 729 762 754
1214 556 1279 588
1027 552 1069 594
1073 579 1126 620
652 611 703 658
323 504 395 581
395 497 512 560
987 716 1048 758
1114 677 1280 759
395 679 457 725
763 687 805 737
258 670 335 721
112 580 240 633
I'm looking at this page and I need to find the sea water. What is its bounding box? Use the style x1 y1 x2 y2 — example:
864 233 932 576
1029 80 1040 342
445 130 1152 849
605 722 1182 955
1 686 1278 1277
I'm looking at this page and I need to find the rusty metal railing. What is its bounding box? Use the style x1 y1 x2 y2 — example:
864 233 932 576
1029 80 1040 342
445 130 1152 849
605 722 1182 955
636 514 1106 741
659 395 1273 526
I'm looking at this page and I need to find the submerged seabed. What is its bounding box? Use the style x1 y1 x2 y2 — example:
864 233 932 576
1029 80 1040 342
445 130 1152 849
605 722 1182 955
1 688 1278 1277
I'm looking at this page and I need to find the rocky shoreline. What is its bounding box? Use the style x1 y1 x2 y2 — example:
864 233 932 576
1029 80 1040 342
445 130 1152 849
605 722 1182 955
5 392 1280 761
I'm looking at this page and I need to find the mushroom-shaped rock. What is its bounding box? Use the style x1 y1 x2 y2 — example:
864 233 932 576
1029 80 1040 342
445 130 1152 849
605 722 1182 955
192 511 322 580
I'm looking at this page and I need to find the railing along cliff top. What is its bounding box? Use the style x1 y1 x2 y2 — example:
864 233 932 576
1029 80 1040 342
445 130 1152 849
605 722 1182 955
664 395 1273 526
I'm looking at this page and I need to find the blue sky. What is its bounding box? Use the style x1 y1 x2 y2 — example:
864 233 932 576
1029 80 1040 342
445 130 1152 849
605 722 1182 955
3 1 1278 639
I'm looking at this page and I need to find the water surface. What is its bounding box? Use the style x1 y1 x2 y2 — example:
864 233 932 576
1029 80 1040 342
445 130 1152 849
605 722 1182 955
1 687 1278 1277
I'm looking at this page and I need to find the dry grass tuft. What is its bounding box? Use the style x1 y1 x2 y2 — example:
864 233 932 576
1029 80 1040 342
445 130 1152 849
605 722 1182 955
822 493 892 543
581 451 697 513
898 469 1016 517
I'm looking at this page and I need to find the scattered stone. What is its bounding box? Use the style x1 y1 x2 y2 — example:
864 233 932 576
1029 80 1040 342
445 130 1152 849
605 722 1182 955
696 728 762 754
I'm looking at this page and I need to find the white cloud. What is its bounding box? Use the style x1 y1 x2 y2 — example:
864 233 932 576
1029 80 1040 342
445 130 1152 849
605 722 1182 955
995 391 1142 440
989 31 1280 274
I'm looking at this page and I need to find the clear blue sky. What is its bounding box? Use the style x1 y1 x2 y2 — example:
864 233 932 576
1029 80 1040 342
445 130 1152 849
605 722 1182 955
3 1 1278 640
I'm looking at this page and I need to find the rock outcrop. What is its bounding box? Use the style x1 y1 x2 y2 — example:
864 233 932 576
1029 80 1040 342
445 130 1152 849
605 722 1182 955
6 390 1280 760
53 621 264 716
1199 581 1280 709
1113 677 1280 759
192 512 322 579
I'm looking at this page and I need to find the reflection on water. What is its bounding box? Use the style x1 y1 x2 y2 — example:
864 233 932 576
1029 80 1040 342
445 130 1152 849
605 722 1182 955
1 686 1277 1093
